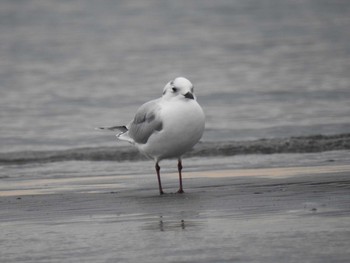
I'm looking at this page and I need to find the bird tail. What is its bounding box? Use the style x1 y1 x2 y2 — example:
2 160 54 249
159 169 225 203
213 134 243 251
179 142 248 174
96 125 134 143
95 125 128 133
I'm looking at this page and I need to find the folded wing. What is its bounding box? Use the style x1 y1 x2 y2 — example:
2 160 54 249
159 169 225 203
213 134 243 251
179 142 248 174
128 100 163 144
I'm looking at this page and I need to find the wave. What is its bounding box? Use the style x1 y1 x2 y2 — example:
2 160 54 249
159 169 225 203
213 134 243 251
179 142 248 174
1 133 349 165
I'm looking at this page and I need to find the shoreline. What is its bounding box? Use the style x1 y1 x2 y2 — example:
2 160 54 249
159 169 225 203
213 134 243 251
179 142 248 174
1 133 350 164
1 163 350 198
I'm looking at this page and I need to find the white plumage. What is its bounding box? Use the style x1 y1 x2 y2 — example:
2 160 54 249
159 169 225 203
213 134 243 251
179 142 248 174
99 77 205 194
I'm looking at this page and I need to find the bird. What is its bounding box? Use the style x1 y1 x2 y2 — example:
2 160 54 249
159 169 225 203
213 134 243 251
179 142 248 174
98 77 205 195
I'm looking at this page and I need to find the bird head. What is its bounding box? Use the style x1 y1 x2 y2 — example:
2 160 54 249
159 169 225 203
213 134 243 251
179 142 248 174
162 77 196 101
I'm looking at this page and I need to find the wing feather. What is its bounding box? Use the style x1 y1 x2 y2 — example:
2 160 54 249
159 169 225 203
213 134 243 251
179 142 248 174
128 99 163 144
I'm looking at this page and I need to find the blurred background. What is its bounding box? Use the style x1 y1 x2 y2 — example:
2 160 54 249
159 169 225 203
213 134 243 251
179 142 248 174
1 0 350 153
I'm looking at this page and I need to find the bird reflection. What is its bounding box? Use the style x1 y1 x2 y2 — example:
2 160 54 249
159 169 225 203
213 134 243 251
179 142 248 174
157 216 186 232
143 216 202 232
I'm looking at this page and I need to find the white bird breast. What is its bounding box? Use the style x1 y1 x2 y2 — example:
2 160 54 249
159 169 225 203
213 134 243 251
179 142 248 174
138 99 205 160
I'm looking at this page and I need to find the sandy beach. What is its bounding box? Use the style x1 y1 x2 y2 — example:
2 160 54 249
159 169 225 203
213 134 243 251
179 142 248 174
1 159 349 263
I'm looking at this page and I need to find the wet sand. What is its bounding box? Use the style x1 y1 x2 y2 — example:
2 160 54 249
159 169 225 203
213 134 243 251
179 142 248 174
1 164 350 262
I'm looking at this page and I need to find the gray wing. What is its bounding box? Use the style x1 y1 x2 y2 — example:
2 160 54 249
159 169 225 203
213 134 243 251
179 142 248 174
128 99 163 144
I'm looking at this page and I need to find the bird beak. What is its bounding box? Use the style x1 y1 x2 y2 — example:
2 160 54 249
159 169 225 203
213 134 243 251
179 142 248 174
184 92 194 100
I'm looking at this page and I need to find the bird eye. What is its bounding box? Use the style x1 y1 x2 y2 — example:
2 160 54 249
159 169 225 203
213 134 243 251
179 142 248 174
172 87 178 92
191 86 194 93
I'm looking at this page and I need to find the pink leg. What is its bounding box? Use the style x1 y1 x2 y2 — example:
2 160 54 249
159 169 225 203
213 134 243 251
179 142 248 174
155 162 164 195
177 159 184 193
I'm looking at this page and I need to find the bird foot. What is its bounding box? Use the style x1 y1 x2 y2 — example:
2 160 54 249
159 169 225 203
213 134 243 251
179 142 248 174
177 189 185 194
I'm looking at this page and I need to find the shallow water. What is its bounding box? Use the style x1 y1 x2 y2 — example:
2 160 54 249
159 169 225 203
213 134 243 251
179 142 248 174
2 212 349 263
1 0 350 154
1 163 350 263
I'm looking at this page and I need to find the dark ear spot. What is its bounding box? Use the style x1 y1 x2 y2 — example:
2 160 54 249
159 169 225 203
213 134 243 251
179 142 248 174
155 121 163 132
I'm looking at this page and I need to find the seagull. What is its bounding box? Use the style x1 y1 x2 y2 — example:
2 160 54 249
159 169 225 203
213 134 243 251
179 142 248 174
98 77 205 195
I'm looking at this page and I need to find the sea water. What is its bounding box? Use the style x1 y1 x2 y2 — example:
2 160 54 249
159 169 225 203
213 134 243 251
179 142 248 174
0 0 350 169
